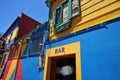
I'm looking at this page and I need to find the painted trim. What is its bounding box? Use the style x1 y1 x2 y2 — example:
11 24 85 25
2 60 12 80
0 52 9 77
16 59 22 80
6 59 18 79
44 42 82 80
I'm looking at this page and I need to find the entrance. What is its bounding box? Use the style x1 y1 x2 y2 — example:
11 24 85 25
50 54 76 80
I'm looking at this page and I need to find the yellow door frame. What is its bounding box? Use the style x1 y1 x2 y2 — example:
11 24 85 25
44 42 82 80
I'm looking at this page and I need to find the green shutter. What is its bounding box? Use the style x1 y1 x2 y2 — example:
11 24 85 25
52 10 56 27
68 0 72 19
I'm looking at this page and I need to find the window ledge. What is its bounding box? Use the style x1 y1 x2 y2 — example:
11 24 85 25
55 20 71 33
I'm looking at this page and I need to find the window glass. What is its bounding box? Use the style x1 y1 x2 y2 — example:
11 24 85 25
62 1 68 22
20 40 28 57
72 0 79 17
56 7 62 26
0 56 2 64
29 34 43 55
0 54 7 69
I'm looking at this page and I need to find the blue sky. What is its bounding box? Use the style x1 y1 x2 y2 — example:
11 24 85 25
0 0 49 34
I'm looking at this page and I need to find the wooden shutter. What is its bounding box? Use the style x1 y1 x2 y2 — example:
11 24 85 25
63 1 69 22
52 10 56 27
72 0 80 17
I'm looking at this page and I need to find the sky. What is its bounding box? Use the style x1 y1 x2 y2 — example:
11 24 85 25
0 0 49 34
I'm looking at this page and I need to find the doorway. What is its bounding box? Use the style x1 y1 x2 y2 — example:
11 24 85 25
50 54 76 80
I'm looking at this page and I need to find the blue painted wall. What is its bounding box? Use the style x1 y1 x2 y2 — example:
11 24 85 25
46 18 120 80
22 57 44 80
21 23 48 80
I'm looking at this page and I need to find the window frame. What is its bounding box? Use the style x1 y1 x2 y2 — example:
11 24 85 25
53 0 80 33
20 39 29 58
55 6 62 27
29 33 44 56
0 53 8 70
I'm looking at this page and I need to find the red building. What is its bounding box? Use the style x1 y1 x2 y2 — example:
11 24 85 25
0 13 41 78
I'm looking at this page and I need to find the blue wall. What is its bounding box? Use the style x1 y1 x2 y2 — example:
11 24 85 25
46 18 120 80
21 23 48 80
22 57 44 80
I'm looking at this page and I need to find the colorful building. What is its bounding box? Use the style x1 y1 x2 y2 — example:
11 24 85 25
0 37 4 76
45 0 120 80
18 22 48 80
1 13 40 79
1 0 120 80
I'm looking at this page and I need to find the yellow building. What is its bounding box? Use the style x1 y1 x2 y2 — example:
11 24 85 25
46 0 120 40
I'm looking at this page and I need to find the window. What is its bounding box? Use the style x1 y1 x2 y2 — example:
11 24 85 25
29 34 43 56
0 38 4 49
0 55 2 64
20 45 28 57
53 0 80 33
0 53 7 69
8 33 13 43
56 7 62 26
20 39 29 57
72 0 80 17
63 1 69 22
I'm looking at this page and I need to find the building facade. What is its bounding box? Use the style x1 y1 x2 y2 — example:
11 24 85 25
1 13 41 79
45 0 120 80
1 0 120 80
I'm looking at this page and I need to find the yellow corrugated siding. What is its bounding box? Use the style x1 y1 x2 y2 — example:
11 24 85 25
5 35 11 44
11 27 19 40
49 0 120 40
5 27 19 44
80 0 119 23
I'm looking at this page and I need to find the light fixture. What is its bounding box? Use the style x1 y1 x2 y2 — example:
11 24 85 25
11 45 15 49
17 42 20 45
38 42 43 49
38 54 45 69
59 65 74 76
26 37 30 40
